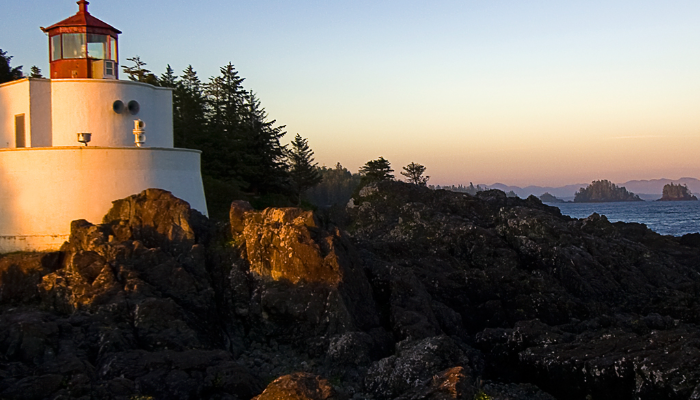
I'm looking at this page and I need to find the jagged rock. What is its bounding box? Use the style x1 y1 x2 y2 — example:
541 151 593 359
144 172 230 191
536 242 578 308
101 188 210 254
252 372 342 400
365 336 476 399
240 207 334 284
230 200 254 235
481 381 557 400
395 366 474 400
327 332 374 366
232 202 380 342
0 252 61 304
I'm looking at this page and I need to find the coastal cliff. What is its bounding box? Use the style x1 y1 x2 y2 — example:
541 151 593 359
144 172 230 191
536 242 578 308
2 184 700 399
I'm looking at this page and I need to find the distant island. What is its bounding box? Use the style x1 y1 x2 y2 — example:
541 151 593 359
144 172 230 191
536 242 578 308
487 177 700 201
574 180 643 203
659 183 698 201
539 192 565 203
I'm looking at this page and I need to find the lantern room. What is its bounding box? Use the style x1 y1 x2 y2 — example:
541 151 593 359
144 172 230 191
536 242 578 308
41 1 121 79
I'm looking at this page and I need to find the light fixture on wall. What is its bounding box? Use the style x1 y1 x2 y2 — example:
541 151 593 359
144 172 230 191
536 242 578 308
77 132 91 146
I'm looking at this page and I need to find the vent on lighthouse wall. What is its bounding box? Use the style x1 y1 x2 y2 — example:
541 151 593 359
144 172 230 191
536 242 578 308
113 100 125 114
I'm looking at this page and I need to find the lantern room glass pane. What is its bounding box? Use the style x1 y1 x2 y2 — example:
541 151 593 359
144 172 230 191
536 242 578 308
87 34 108 59
62 33 86 59
109 37 117 61
51 35 62 61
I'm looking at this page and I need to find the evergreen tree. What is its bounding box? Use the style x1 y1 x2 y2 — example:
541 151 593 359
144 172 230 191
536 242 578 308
159 64 177 88
0 49 23 83
240 90 289 194
122 56 158 84
204 62 248 184
173 65 207 149
201 63 289 195
163 62 296 213
400 162 429 186
359 157 394 183
287 134 322 204
29 66 43 78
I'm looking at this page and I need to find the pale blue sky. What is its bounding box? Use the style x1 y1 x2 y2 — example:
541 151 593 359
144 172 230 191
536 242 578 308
2 1 699 185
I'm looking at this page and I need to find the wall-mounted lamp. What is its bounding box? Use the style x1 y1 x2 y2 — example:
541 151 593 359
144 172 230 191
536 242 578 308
77 132 91 146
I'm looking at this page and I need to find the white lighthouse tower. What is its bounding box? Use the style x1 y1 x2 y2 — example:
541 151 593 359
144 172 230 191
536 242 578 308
0 1 208 252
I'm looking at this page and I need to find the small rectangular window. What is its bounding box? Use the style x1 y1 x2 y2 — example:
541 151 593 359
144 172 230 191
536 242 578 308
104 60 114 76
51 35 62 61
62 33 86 59
15 114 25 148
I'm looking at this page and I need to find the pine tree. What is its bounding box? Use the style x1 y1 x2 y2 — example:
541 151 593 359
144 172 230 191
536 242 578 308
240 91 289 194
122 56 158 84
204 63 248 185
203 64 289 195
359 157 394 183
159 64 177 88
287 134 322 204
29 66 43 78
173 65 207 149
0 49 23 83
400 162 429 186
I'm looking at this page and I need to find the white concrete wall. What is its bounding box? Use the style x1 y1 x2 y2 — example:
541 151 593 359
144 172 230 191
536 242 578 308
0 147 207 252
0 79 30 148
50 79 174 148
29 79 53 147
1 78 174 149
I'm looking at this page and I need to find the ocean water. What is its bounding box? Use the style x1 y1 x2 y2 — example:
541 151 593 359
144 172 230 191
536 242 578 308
545 201 700 237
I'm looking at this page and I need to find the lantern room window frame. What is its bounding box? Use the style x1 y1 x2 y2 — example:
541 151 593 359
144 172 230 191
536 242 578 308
49 33 118 62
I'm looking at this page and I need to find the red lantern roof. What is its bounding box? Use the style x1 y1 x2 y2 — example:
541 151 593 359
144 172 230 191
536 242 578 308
41 1 121 35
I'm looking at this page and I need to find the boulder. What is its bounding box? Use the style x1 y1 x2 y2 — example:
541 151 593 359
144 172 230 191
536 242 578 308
231 203 380 341
365 336 476 399
395 366 475 400
252 372 342 400
101 188 210 254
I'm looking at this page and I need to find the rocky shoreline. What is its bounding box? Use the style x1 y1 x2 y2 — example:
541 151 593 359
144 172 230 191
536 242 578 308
2 183 700 399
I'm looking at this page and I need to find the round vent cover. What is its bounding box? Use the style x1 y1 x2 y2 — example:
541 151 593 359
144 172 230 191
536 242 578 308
113 100 125 114
128 100 140 115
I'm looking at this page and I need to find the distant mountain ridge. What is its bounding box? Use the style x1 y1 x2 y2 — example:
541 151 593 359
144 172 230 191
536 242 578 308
485 177 700 201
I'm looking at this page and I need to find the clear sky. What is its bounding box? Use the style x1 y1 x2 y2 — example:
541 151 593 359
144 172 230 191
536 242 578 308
2 0 699 186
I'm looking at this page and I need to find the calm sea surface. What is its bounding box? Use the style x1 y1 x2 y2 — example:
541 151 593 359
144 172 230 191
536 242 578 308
545 201 700 236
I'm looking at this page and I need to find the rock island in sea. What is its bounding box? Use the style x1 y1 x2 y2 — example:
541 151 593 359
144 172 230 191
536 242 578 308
574 179 643 202
659 182 698 201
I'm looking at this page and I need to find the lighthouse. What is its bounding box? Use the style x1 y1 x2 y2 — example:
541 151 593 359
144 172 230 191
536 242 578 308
0 1 208 252
41 0 121 80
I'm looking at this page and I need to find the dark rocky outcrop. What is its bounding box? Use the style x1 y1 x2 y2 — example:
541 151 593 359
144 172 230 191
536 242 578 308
3 184 700 399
